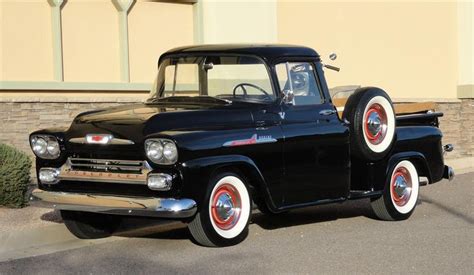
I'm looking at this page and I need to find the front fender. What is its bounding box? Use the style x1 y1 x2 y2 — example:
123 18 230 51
30 128 69 170
179 155 279 212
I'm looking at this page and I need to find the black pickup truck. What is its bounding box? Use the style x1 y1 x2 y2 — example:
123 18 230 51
30 45 454 247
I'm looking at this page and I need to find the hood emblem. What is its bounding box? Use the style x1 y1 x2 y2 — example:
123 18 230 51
86 134 113 144
69 135 135 145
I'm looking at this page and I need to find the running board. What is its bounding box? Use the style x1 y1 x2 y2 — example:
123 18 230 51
348 190 383 200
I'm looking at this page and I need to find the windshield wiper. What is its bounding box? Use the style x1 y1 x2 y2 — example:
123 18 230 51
198 96 232 104
148 96 189 103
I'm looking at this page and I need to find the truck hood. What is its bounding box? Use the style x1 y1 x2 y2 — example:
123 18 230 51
66 103 254 143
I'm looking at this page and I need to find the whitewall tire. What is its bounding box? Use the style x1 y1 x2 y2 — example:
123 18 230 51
188 172 252 247
343 87 396 161
361 96 395 154
371 160 420 221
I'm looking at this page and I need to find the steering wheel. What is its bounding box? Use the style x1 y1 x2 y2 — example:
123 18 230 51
232 83 272 100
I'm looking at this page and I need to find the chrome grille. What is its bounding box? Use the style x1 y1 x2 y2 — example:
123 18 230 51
68 158 148 174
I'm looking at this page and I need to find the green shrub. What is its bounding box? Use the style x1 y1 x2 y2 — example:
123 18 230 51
0 143 32 208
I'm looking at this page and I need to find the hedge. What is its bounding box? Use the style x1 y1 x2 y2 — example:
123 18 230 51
0 143 32 208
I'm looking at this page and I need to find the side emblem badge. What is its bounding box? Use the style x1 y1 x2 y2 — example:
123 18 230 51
223 134 277 147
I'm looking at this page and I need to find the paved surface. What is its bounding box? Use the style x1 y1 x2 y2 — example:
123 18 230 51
0 173 472 274
0 205 62 234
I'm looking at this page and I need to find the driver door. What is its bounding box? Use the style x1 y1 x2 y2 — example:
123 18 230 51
276 61 350 206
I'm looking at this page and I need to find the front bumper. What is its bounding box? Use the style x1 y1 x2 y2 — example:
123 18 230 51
30 188 197 218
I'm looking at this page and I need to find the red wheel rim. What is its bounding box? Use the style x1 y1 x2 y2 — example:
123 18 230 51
390 167 412 206
364 103 388 145
211 184 242 230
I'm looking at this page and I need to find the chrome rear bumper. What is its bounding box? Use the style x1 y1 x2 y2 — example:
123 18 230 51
443 165 455 181
30 189 197 218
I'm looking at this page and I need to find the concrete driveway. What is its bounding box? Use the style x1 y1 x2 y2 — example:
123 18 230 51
0 173 472 274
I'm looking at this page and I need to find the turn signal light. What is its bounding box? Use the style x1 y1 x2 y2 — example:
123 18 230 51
147 173 172 191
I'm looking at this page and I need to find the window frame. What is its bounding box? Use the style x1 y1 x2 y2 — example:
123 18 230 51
273 58 328 107
155 53 279 104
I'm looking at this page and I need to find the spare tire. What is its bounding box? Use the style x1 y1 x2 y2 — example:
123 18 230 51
342 87 396 161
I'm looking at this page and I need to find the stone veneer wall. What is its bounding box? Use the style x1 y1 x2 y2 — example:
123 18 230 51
0 101 137 157
0 98 472 161
436 99 473 159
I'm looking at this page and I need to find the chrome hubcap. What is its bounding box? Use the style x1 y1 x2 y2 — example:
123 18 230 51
391 167 412 207
367 111 382 137
211 184 241 230
394 175 409 197
364 103 388 145
214 193 235 222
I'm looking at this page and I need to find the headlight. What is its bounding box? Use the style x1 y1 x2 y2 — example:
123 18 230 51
30 135 61 159
145 139 178 165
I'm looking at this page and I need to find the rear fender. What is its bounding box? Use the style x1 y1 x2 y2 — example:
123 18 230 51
376 152 432 190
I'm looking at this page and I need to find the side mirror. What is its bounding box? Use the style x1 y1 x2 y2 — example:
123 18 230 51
323 53 340 72
283 90 294 105
203 62 214 71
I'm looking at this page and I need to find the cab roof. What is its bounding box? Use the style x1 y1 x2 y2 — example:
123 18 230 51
160 44 320 63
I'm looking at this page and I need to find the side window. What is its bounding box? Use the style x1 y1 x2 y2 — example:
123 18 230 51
275 62 324 106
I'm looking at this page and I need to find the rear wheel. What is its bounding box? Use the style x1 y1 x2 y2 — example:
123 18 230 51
188 172 252 247
343 87 396 161
371 160 420 220
61 210 121 239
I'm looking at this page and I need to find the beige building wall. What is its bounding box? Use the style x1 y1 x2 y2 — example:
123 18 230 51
457 0 474 98
194 0 277 44
62 0 121 82
0 0 54 81
277 0 459 100
0 0 194 87
129 1 194 83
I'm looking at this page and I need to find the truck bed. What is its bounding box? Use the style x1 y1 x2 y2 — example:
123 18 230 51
333 98 437 117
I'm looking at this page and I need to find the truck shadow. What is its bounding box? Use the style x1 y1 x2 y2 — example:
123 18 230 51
115 199 377 240
252 199 376 230
40 210 63 224
419 195 474 225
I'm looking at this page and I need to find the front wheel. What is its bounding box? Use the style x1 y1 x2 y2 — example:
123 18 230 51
371 160 420 220
61 210 122 239
188 172 252 247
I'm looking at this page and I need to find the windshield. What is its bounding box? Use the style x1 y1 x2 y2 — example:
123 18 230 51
148 55 275 103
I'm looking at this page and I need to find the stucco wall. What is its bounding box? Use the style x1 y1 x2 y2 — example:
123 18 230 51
128 1 194 83
61 0 121 82
277 0 459 100
0 0 54 81
0 0 194 84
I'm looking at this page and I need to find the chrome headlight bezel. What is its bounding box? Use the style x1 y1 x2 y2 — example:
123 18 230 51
145 138 178 165
30 135 61 159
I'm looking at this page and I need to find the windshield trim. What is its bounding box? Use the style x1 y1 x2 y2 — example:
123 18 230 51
150 53 278 105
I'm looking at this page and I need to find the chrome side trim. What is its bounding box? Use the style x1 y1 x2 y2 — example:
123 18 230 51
30 189 197 218
69 137 135 145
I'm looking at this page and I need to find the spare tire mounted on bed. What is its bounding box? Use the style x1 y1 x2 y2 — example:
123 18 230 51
342 87 396 161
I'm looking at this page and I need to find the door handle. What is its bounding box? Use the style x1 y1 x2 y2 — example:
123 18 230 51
319 109 337 116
